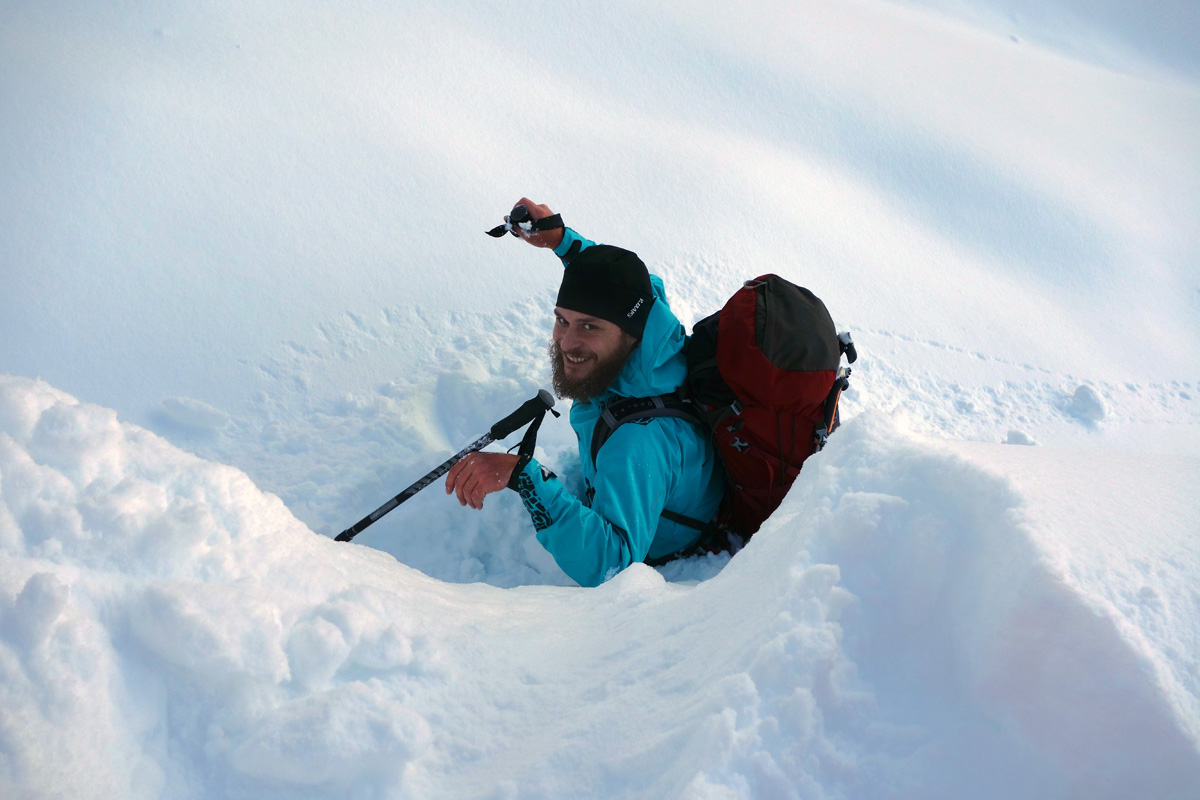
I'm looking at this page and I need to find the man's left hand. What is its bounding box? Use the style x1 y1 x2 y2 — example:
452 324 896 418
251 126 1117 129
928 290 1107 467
445 452 521 509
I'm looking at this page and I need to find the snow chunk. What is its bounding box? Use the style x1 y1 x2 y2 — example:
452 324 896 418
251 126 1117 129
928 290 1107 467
1004 429 1039 445
229 682 432 784
1 572 68 650
158 396 231 432
1067 384 1107 424
28 399 124 487
285 615 351 689
595 562 667 603
129 581 290 686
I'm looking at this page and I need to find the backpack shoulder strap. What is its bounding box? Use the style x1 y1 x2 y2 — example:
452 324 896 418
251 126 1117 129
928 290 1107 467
589 394 699 467
590 394 727 563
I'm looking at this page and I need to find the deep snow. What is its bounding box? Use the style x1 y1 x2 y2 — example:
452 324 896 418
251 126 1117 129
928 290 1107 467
3 375 1197 798
2 0 1199 797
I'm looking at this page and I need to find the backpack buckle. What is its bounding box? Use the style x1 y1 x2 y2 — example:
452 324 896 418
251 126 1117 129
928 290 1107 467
814 426 830 452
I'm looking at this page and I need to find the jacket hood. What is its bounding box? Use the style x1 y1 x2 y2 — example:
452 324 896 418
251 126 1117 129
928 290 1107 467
602 275 688 400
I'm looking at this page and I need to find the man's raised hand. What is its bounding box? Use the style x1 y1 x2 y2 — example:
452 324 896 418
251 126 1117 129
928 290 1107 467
512 198 565 250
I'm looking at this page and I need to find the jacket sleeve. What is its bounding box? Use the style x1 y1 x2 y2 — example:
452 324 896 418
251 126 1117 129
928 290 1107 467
510 421 682 587
553 228 596 265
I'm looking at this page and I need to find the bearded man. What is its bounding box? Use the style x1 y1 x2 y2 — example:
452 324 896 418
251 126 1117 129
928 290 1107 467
445 199 724 587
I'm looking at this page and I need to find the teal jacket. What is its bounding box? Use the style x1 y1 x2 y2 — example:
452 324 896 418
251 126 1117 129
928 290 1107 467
510 229 725 587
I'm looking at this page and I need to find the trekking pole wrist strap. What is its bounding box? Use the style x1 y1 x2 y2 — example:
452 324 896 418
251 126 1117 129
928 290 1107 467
505 407 547 490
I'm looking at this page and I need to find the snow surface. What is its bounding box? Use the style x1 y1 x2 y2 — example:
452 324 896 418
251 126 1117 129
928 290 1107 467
2 0 1199 797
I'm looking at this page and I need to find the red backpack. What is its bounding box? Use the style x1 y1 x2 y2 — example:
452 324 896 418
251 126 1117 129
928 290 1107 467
591 275 856 553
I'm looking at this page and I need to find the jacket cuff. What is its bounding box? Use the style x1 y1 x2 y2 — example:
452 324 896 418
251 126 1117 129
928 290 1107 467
554 228 594 263
506 452 534 491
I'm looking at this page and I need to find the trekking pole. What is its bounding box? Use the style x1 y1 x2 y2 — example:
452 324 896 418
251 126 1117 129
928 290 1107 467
335 389 557 543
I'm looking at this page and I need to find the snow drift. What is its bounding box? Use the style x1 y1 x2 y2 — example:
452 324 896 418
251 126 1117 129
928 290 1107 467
3 375 1196 799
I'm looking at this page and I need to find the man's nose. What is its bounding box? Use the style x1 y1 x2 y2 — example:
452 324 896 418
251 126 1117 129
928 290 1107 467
557 327 581 352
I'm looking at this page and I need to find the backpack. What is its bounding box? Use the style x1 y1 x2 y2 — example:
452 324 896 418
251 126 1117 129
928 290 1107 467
590 274 856 557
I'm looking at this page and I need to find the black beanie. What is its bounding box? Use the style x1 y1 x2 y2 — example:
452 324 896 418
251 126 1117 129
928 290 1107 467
556 245 655 338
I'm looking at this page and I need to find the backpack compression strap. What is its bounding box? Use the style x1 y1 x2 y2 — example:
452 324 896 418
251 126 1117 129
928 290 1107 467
814 366 851 452
814 333 857 452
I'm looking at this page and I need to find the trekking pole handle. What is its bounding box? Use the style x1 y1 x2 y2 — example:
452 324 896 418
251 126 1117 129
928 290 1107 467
489 389 557 440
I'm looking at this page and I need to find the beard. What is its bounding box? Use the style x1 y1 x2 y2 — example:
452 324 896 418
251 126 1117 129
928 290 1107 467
549 337 638 402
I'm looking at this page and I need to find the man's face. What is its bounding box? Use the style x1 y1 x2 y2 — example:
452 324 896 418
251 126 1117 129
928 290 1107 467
550 307 638 401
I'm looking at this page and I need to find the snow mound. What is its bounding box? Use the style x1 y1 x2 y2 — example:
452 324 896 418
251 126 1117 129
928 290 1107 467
157 396 232 434
2 374 1197 798
1067 383 1108 425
